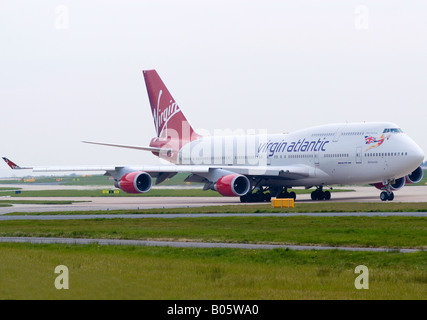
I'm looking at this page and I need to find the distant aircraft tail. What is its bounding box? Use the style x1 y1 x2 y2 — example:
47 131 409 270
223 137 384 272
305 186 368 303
2 157 21 169
143 70 200 144
2 157 32 170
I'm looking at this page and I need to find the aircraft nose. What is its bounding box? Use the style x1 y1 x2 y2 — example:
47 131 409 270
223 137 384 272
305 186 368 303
415 147 424 164
410 142 424 166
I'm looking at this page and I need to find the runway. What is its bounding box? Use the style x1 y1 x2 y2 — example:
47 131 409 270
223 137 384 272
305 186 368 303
0 186 426 215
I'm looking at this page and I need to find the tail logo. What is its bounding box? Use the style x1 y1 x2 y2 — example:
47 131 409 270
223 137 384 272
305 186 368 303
152 90 181 138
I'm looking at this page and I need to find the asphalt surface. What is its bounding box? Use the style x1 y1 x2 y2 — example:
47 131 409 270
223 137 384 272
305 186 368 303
0 185 426 215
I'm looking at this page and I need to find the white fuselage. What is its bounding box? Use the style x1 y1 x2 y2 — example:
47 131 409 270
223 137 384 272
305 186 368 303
177 122 424 187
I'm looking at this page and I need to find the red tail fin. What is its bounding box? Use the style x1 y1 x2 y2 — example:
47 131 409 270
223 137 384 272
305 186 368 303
143 70 200 143
2 157 21 169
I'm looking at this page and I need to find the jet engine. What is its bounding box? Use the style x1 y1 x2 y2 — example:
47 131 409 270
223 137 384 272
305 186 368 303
373 177 406 191
117 171 152 194
405 166 423 184
214 174 250 197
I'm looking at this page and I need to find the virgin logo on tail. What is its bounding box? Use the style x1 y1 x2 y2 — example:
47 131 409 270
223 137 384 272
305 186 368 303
144 69 201 148
153 90 182 138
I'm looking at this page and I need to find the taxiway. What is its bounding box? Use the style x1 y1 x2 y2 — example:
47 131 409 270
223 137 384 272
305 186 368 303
0 186 426 215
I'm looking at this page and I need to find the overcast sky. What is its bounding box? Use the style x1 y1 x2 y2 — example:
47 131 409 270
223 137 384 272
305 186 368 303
1 0 426 177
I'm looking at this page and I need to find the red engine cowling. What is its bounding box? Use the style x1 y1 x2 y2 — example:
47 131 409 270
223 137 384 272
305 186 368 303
373 176 406 191
118 171 152 194
214 174 250 197
405 166 423 184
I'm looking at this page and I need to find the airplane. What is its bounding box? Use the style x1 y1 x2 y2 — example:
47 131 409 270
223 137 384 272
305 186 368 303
3 69 425 202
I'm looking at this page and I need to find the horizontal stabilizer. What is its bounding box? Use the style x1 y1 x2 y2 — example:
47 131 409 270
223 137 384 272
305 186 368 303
82 141 171 153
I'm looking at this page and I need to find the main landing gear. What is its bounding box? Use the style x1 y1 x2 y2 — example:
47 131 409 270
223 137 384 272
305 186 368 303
380 180 395 201
310 186 331 201
240 186 298 203
240 187 271 203
276 187 296 200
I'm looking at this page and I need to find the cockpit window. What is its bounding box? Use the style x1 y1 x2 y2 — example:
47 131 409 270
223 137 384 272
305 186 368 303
383 128 403 133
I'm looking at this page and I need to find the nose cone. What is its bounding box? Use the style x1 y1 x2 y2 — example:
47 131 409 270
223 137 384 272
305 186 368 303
415 147 424 165
409 139 424 168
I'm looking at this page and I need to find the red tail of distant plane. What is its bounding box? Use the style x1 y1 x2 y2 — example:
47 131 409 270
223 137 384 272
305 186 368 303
2 157 21 169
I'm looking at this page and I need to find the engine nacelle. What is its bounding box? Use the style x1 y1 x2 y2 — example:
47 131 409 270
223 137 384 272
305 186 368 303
373 176 406 191
405 166 423 184
214 174 250 197
118 171 152 194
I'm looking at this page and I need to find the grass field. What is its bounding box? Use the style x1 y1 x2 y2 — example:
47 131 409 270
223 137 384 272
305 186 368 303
6 201 427 216
1 216 426 248
1 191 426 299
0 242 425 299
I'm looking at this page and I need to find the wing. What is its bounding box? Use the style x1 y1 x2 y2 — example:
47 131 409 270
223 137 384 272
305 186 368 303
2 157 309 180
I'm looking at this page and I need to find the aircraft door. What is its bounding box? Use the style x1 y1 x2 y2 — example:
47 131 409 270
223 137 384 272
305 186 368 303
314 151 320 165
356 147 362 164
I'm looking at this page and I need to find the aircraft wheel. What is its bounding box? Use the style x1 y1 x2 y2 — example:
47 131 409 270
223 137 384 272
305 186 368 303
387 192 394 201
277 191 289 199
240 194 248 203
324 190 331 200
311 190 318 201
255 193 264 202
289 191 296 200
380 191 388 201
311 190 320 201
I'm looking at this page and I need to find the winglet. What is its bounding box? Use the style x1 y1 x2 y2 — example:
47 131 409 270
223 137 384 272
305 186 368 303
2 157 22 169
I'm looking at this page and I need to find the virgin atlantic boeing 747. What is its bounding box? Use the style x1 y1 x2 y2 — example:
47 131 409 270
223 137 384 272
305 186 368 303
3 70 424 202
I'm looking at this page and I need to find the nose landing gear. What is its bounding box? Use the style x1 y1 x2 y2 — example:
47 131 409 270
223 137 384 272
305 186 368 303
380 191 394 201
379 180 395 201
